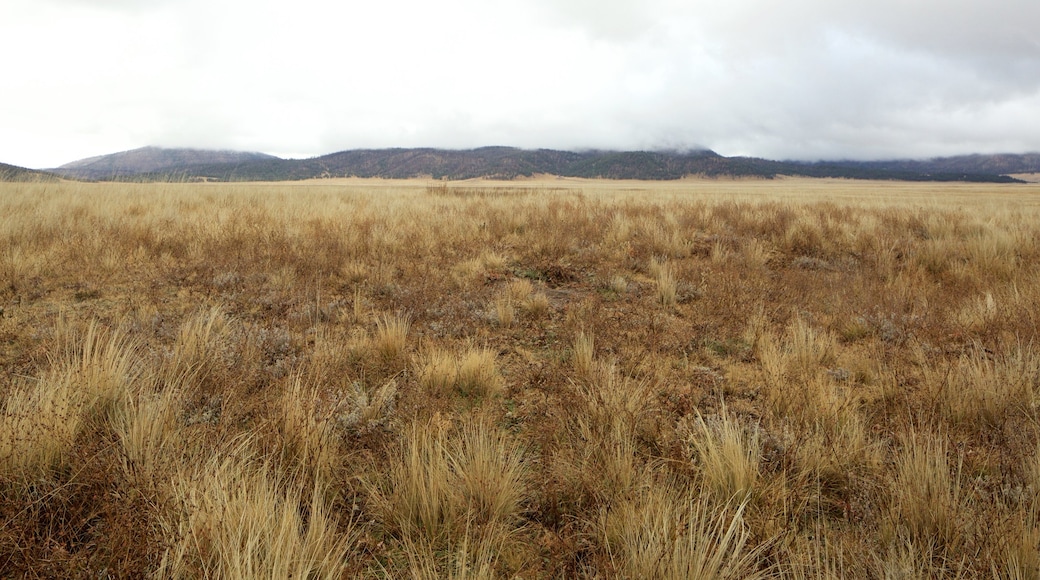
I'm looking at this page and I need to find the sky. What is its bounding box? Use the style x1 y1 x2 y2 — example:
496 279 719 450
2 0 1039 169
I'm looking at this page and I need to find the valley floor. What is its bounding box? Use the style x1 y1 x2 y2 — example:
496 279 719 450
2 178 1040 577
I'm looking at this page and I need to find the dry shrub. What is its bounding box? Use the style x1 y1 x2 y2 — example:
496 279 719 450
336 378 398 432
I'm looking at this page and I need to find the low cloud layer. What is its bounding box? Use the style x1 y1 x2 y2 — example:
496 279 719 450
2 0 1038 168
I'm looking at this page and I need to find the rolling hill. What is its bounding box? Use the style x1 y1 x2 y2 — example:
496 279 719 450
0 162 58 182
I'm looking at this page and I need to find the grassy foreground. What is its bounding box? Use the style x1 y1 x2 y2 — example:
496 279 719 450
2 177 1040 577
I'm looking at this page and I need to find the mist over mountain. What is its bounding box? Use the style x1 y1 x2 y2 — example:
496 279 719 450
31 147 1040 183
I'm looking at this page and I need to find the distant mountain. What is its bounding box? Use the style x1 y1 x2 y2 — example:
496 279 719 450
800 153 1040 177
49 147 1030 183
0 162 58 182
51 146 279 180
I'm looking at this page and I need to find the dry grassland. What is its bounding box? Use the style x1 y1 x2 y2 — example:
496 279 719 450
2 176 1040 577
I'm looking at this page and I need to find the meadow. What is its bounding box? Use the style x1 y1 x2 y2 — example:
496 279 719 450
2 176 1040 577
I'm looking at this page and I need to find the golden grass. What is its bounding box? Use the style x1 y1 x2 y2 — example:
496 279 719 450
4 177 1040 575
455 346 504 399
158 445 354 579
572 330 595 378
686 408 761 503
602 487 768 579
0 370 84 482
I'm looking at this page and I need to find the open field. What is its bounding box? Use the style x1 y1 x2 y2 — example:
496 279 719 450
2 177 1040 577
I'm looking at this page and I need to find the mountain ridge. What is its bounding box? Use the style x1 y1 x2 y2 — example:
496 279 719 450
51 146 278 180
37 146 1040 183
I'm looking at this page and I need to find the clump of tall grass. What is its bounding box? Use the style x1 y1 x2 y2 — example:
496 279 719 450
684 408 761 503
493 295 515 327
650 258 678 308
0 371 84 482
576 360 655 438
521 292 550 317
455 347 504 399
2 320 138 482
506 279 533 302
572 331 595 378
162 306 231 386
450 418 528 527
278 374 341 479
114 377 184 491
890 432 967 554
56 319 139 424
402 531 499 580
417 346 459 395
601 484 768 579
159 446 354 579
757 317 840 425
919 344 1040 429
371 418 527 543
374 311 410 362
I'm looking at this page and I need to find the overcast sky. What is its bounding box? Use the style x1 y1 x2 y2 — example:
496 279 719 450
2 0 1039 168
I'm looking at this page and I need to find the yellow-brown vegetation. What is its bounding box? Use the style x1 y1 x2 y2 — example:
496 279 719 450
2 176 1040 576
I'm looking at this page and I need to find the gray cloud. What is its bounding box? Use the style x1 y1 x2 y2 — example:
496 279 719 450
2 0 1039 168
